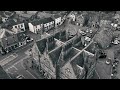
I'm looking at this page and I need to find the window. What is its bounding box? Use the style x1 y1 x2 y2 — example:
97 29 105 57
15 26 17 28
7 41 9 45
18 25 20 28
21 24 23 28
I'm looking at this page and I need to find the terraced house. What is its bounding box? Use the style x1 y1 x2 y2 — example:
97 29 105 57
28 17 54 34
0 28 19 54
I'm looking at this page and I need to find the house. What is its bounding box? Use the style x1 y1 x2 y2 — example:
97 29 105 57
28 19 44 34
1 19 26 33
0 28 19 54
28 17 54 34
60 12 67 24
0 11 14 23
52 14 62 27
12 23 26 33
68 13 76 21
1 17 8 23
16 31 27 47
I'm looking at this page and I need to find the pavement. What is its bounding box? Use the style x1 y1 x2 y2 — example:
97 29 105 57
0 41 40 79
0 12 72 79
6 56 36 79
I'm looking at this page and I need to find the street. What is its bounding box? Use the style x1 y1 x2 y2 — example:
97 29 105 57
6 56 36 79
0 11 72 79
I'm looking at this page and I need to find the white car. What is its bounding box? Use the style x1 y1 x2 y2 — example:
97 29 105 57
16 75 25 79
79 30 86 36
26 38 33 42
105 60 111 65
112 38 120 45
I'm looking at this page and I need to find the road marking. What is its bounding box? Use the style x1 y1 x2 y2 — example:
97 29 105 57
13 66 18 70
0 54 18 66
20 60 36 79
6 56 29 71
6 56 36 79
26 70 36 79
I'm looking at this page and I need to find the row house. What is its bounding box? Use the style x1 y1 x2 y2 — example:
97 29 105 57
12 22 26 33
0 28 19 54
52 14 62 27
16 31 27 47
28 17 54 34
68 13 76 21
99 19 111 28
0 28 27 54
1 19 26 33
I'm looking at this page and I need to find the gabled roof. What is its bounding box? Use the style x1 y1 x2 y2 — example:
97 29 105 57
36 38 47 54
49 46 62 67
95 61 111 79
37 12 52 18
93 28 113 49
0 28 14 39
30 17 54 26
52 14 61 19
1 19 24 29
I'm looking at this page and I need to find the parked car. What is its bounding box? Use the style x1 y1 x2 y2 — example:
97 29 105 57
98 50 107 58
105 58 111 65
26 36 33 43
112 38 120 45
16 75 25 79
79 30 86 36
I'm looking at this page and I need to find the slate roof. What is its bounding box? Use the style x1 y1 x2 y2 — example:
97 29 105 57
91 70 100 79
0 66 11 79
1 19 23 29
94 27 113 49
49 46 62 67
31 17 54 26
52 14 61 19
36 38 47 54
95 61 111 79
0 28 14 39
